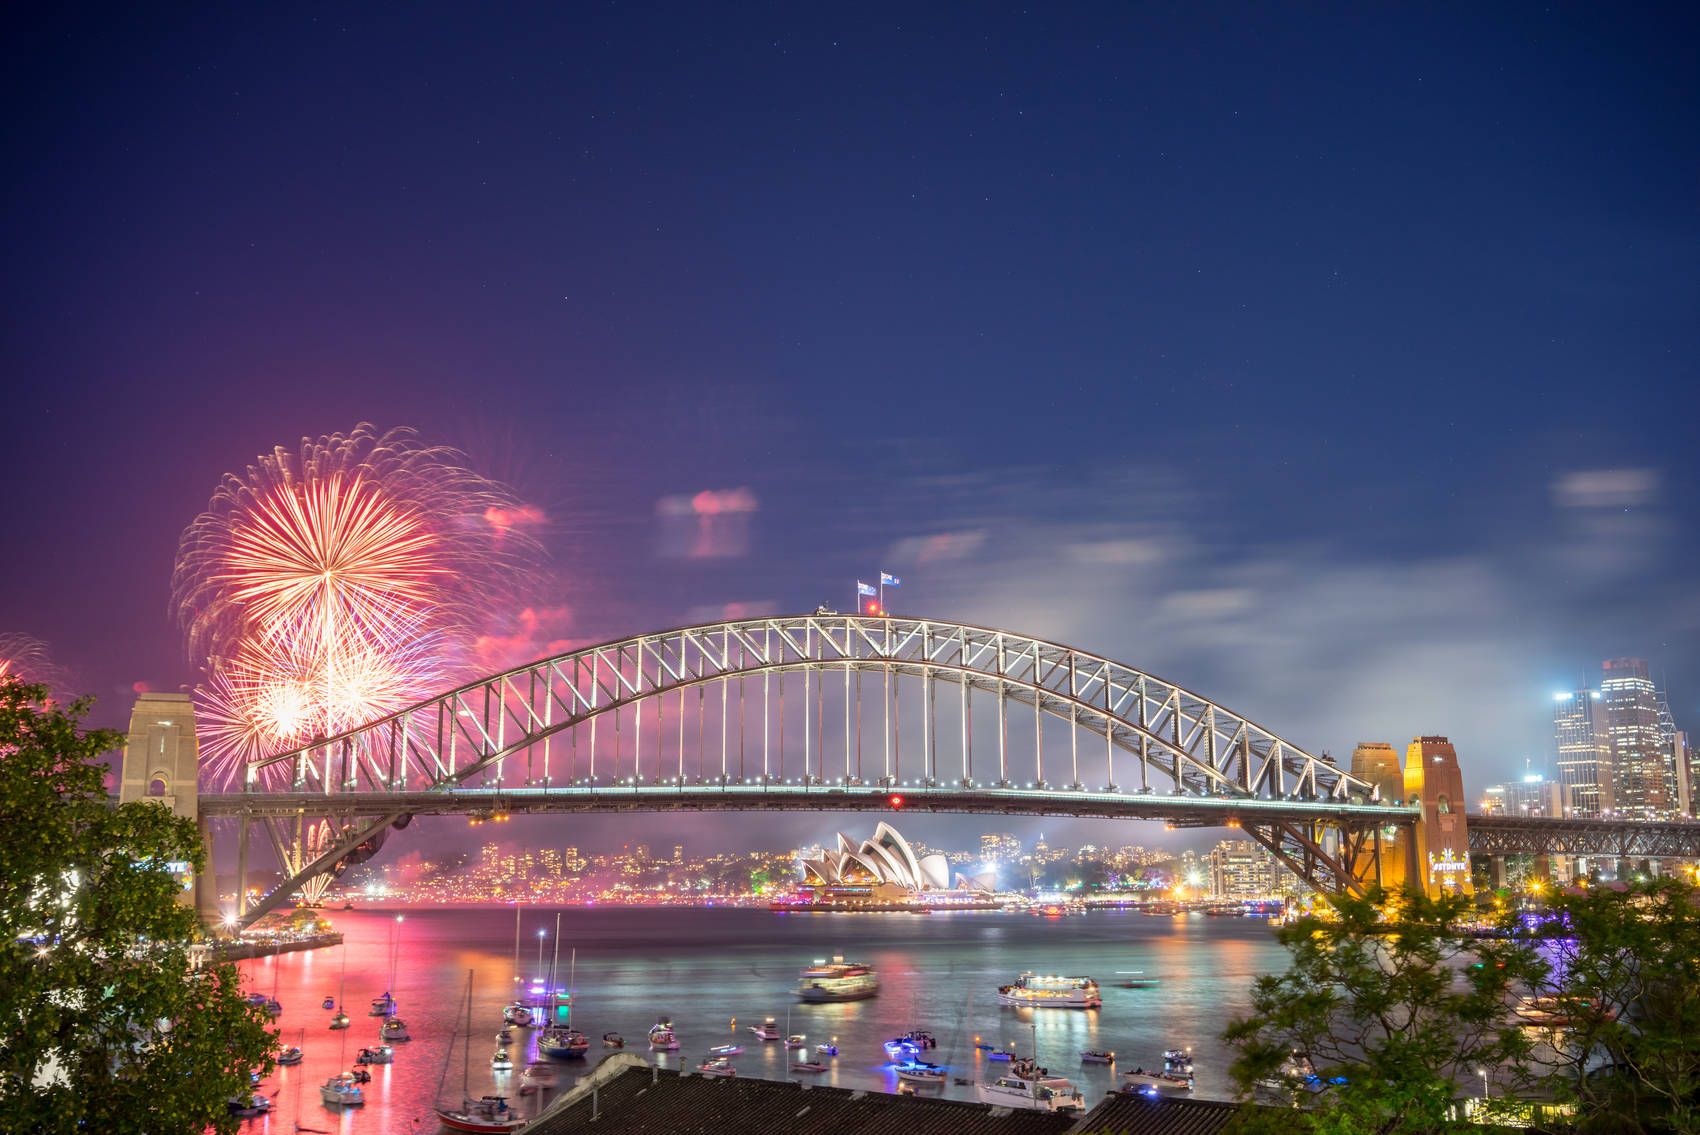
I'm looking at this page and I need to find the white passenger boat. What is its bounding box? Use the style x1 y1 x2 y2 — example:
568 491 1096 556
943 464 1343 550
1122 1067 1195 1092
750 1017 782 1041
797 956 880 1002
996 973 1102 1009
697 1057 737 1078
491 1048 513 1071
976 1069 1085 1111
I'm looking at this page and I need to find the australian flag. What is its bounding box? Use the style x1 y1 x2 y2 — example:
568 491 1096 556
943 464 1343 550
880 572 901 587
857 581 877 596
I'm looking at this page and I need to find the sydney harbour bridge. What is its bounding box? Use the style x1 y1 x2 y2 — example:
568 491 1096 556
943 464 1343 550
116 613 1700 930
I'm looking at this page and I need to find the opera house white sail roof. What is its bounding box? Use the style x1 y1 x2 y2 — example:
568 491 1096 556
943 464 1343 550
799 822 996 894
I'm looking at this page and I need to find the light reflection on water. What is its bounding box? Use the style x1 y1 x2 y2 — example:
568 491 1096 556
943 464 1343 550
232 907 1287 1131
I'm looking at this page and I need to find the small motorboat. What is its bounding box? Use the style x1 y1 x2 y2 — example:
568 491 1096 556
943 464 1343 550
496 1027 514 1045
350 1067 371 1083
697 1057 737 1078
356 1044 393 1065
277 1046 303 1066
369 992 396 1017
750 1017 782 1041
1164 1047 1194 1065
503 1003 534 1027
329 1010 351 1030
1122 1067 1194 1093
602 1032 624 1049
974 1042 995 1050
784 1034 807 1049
791 1060 829 1073
815 1042 839 1056
321 996 336 1010
648 1021 680 1051
491 1048 513 1071
986 1050 1016 1062
226 1094 273 1118
319 1072 365 1107
895 1059 947 1083
708 1043 743 1056
383 1017 411 1041
521 1062 558 1088
1080 1050 1115 1064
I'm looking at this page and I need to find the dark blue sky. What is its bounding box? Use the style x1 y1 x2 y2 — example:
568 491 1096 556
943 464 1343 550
4 3 1696 854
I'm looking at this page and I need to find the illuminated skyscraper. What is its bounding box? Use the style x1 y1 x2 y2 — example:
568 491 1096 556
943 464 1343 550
1553 689 1612 817
979 832 1022 863
1601 658 1667 818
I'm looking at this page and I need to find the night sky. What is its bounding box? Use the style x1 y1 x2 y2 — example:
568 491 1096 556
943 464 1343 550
4 4 1697 857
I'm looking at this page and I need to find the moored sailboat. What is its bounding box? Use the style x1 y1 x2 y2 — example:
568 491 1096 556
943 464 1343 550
435 970 528 1133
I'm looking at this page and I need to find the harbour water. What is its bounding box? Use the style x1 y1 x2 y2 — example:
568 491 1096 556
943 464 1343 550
236 905 1288 1131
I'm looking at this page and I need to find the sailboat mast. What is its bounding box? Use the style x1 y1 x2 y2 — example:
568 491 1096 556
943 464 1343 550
463 970 473 1100
512 906 521 998
550 913 562 1014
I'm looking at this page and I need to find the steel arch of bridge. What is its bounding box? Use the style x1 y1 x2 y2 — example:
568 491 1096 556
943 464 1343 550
219 614 1402 926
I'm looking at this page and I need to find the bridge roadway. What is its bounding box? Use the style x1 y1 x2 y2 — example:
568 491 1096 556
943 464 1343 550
198 782 1422 826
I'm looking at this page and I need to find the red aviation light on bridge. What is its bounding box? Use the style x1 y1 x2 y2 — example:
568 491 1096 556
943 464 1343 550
889 794 903 808
864 600 881 615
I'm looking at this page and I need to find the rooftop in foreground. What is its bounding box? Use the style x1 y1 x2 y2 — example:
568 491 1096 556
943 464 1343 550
526 1055 1246 1135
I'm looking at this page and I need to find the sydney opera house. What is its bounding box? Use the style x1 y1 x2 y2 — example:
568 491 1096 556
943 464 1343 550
797 823 997 904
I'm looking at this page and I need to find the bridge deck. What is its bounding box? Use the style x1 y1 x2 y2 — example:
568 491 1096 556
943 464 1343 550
199 783 1421 825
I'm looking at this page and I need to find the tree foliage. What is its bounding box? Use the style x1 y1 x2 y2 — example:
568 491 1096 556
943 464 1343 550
0 678 275 1134
1221 885 1542 1135
1530 879 1700 1135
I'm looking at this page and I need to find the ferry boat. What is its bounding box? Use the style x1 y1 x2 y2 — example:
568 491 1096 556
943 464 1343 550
320 1073 365 1107
977 1070 1085 1112
996 973 1102 1009
750 1017 783 1041
436 1096 528 1133
894 1059 947 1083
1122 1067 1194 1092
697 1057 737 1078
648 1021 680 1050
797 957 880 1003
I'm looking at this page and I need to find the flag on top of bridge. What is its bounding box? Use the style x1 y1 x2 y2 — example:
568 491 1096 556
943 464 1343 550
857 581 877 596
880 572 901 587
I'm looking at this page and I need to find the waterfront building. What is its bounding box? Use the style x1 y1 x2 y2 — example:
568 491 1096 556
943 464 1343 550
1403 736 1473 898
1602 658 1668 818
1554 689 1612 817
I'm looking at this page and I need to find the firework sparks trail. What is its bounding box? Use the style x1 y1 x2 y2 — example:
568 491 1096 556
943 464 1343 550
283 820 336 905
175 424 540 788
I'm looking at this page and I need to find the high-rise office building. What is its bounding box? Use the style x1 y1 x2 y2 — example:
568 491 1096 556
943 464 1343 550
1655 686 1687 815
980 832 1022 863
1553 690 1612 817
1601 658 1667 818
1480 774 1564 817
1207 839 1274 900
